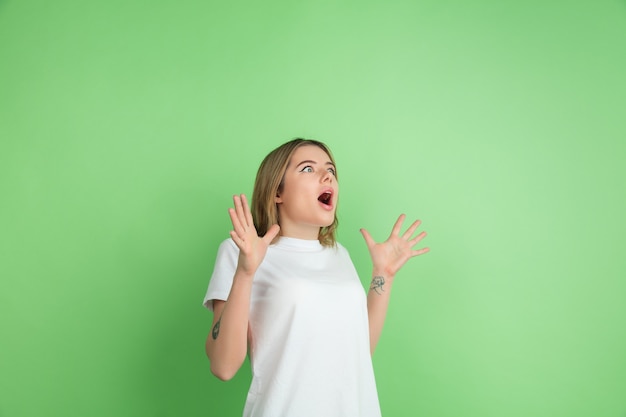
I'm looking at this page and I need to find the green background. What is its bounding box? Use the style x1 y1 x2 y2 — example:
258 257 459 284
1 0 625 416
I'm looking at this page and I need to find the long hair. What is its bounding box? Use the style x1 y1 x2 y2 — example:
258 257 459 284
251 138 338 247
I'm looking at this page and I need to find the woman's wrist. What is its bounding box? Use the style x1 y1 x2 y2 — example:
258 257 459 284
371 267 395 282
234 266 256 283
369 270 394 296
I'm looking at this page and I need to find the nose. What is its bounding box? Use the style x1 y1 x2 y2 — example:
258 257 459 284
321 170 333 183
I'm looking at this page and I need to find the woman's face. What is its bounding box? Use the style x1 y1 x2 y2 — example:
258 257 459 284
275 145 338 240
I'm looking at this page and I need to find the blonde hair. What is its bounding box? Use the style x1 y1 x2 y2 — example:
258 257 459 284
251 138 338 247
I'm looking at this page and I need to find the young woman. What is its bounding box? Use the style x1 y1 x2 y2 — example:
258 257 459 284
203 138 429 417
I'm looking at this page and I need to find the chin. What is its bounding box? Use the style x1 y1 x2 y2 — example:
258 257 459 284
320 217 336 228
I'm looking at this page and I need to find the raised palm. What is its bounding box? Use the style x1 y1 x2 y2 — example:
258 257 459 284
360 214 429 279
228 194 280 276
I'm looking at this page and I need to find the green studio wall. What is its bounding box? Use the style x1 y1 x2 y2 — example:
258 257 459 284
1 1 625 416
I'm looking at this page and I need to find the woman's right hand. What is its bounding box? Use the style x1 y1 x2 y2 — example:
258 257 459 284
228 194 280 278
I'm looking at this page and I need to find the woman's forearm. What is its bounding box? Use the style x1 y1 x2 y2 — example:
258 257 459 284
205 270 254 381
367 272 394 355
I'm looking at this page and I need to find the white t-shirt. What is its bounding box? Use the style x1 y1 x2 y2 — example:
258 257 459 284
203 236 382 417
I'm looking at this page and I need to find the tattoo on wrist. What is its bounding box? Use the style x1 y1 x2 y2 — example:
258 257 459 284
212 315 222 340
371 276 385 295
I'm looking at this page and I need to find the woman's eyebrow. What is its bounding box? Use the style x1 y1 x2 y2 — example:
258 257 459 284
296 159 317 167
296 160 335 168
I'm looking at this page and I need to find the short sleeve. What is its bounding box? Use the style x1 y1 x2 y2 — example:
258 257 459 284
202 238 239 311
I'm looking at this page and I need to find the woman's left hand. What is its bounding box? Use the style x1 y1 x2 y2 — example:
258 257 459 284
360 214 430 280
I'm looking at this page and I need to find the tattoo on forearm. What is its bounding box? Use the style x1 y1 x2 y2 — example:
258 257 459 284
211 315 222 340
371 276 385 295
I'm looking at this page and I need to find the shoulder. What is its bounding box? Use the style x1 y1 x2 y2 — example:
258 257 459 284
214 238 239 263
216 237 239 254
334 241 347 250
218 237 238 251
329 242 359 271
331 241 351 257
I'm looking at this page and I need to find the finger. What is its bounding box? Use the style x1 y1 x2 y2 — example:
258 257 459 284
411 247 430 257
360 228 375 248
241 194 254 228
409 231 427 246
228 207 246 237
402 219 421 240
263 224 280 243
229 230 244 248
233 195 248 229
390 214 406 237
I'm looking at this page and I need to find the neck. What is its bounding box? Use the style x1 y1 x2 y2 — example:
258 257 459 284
277 219 320 241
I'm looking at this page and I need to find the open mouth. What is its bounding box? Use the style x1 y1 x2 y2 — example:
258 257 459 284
318 191 333 206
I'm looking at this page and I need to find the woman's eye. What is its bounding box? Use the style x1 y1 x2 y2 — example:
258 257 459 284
328 167 336 176
301 166 314 173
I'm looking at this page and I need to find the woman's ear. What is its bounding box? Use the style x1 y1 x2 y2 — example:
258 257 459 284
275 192 282 204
